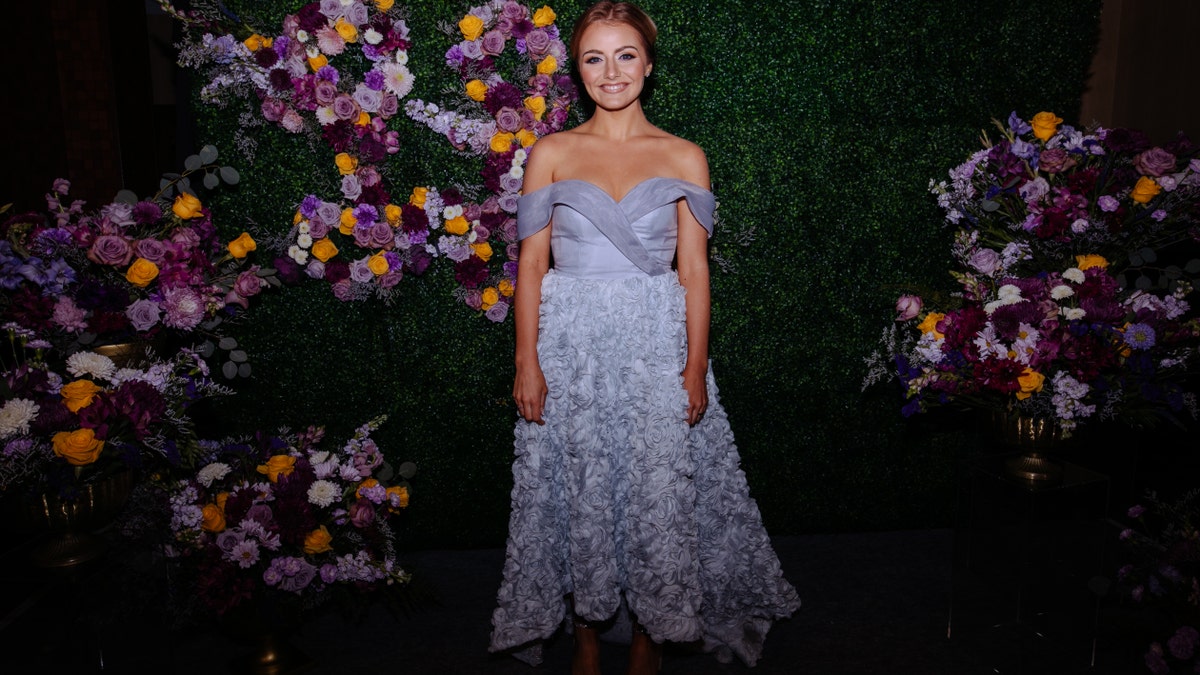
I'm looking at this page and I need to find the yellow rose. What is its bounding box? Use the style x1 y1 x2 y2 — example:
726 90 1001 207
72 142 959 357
355 111 371 127
385 204 403 226
471 241 493 261
374 0 395 11
368 253 390 276
356 478 380 500
228 232 257 259
334 152 358 175
524 95 546 120
536 55 558 75
312 238 339 262
307 54 329 72
52 429 105 466
293 210 304 225
172 192 203 220
444 215 469 235
256 455 297 483
61 379 102 413
498 279 514 297
201 503 226 533
490 131 516 153
216 492 229 511
1015 368 1046 400
532 5 556 27
243 34 267 52
481 286 500 309
340 208 357 235
1030 112 1063 142
516 129 537 148
465 79 489 102
1130 176 1162 204
1074 254 1109 271
335 17 358 43
125 258 159 288
459 14 485 41
916 312 945 340
303 525 333 554
409 187 428 207
386 485 409 510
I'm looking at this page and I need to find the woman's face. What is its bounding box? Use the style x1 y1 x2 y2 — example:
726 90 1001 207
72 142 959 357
576 21 652 111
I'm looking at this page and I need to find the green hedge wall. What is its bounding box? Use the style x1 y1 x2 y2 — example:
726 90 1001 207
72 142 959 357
196 0 1102 548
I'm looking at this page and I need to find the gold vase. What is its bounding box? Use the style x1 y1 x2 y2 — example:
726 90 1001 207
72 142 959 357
223 598 311 675
996 413 1064 485
91 341 152 369
18 470 136 568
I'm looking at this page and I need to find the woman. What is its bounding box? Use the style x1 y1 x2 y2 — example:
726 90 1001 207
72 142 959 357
490 3 800 672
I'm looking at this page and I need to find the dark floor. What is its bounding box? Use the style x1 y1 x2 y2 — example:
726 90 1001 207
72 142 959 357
0 526 1153 675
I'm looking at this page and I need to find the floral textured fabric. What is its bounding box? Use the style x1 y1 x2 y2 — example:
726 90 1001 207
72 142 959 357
490 178 800 666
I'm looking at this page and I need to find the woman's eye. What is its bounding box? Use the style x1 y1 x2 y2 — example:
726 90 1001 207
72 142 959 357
585 56 601 64
618 53 635 61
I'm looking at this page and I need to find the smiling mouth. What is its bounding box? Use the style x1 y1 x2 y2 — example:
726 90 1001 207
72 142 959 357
599 84 626 93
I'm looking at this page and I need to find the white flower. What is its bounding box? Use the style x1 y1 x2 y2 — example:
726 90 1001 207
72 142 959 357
308 479 342 507
0 398 39 439
289 245 310 264
1062 307 1087 321
316 106 338 125
1063 267 1085 284
514 149 527 163
1050 285 1074 300
1070 218 1090 233
442 204 464 220
297 233 313 248
297 222 310 235
306 45 321 59
364 28 383 45
395 50 408 66
67 351 116 380
197 462 232 488
997 284 1023 302
296 29 310 43
309 450 330 465
379 62 414 99
508 166 524 180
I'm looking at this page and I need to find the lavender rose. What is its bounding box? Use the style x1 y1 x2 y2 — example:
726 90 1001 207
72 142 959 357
341 174 362 201
524 28 551 56
348 499 375 528
367 222 394 249
88 235 133 266
500 172 524 193
133 238 168 264
495 106 522 133
378 92 399 118
969 248 1002 277
261 97 287 122
480 30 506 56
233 269 264 298
353 83 382 113
895 295 922 321
315 201 341 227
1038 147 1077 174
126 299 162 331
314 79 337 105
1133 147 1177 177
332 94 359 121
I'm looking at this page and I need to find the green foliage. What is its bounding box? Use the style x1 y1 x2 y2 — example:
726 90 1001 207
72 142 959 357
195 0 1102 547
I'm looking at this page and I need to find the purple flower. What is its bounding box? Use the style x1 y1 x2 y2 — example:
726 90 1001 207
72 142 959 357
87 235 133 266
1097 195 1119 212
349 258 374 283
968 248 1002 277
233 269 264 299
353 83 383 113
1127 504 1146 518
132 201 162 225
263 565 284 586
320 563 338 583
125 299 161 331
524 28 551 56
1133 147 1177 177
495 107 522 133
480 30 506 56
160 286 206 330
1167 626 1199 660
348 499 375 528
1124 323 1156 350
133 238 168 264
332 94 359 121
230 539 261 569
261 97 288 122
341 175 362 201
486 302 509 322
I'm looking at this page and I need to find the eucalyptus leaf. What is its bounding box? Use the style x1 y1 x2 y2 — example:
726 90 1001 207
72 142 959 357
237 363 252 378
198 340 215 358
397 461 418 479
980 200 999 212
229 349 248 363
266 277 283 288
218 336 238 350
256 267 277 277
179 177 194 196
219 166 240 184
1165 265 1182 280
113 189 139 205
199 145 219 164
1129 251 1144 267
201 316 223 330
222 361 238 379
203 172 219 190
1135 275 1152 290
1186 259 1200 274
376 461 395 482
79 332 98 345
184 154 202 171
1139 247 1157 264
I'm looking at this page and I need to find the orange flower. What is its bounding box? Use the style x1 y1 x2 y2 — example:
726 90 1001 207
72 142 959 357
256 455 297 483
172 193 203 219
312 237 339 262
61 379 102 413
228 232 257 259
303 526 333 554
52 429 105 466
356 478 380 500
201 503 226 533
386 485 409 510
125 258 159 287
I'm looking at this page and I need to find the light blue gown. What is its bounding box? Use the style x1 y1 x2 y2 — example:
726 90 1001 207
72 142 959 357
489 178 800 666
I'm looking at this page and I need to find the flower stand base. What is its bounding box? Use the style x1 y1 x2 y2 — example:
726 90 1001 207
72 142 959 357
16 471 135 569
229 633 312 675
1003 452 1064 484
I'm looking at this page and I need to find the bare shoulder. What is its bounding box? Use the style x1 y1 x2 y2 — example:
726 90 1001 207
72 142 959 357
654 133 710 188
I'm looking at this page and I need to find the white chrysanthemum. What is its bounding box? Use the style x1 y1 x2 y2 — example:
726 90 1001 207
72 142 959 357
1063 268 1086 284
1062 307 1087 321
67 351 116 380
394 50 408 66
0 398 39 439
296 29 310 43
1050 285 1074 300
308 479 342 507
442 204 464 220
297 233 313 248
379 62 414 98
514 149 527 163
508 166 524 180
316 106 338 125
364 27 383 45
297 222 311 235
309 450 330 464
197 462 232 488
289 245 310 264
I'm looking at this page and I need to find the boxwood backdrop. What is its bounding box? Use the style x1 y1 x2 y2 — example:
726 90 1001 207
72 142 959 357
192 0 1103 548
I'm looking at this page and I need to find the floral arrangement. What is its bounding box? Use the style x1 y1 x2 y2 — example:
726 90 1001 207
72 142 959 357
1116 492 1200 674
0 325 230 496
1 147 273 376
864 112 1200 436
407 1 576 320
171 0 445 304
163 417 413 615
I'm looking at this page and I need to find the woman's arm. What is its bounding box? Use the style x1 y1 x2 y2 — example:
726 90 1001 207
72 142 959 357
675 144 712 426
512 139 556 424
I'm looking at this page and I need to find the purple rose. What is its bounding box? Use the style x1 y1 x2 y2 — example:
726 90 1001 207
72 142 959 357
480 30 506 56
495 106 523 133
460 39 484 60
500 173 523 193
348 499 375 528
125 299 161 331
133 238 168 264
346 2 368 26
968 248 1002 277
353 83 382 113
261 97 287 122
358 166 382 188
315 201 342 228
486 302 509 322
332 94 359 121
88 235 133 266
895 295 922 321
1097 195 1119 212
526 29 552 56
245 504 273 525
1133 147 1177 177
1038 147 1077 174
378 93 399 119
234 269 264 298
502 1 527 21
320 563 338 583
314 79 337 106
349 258 374 283
341 175 362 201
368 222 394 248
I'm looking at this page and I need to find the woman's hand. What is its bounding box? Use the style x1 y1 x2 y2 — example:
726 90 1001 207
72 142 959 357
682 363 708 426
514 363 548 425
